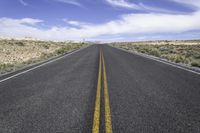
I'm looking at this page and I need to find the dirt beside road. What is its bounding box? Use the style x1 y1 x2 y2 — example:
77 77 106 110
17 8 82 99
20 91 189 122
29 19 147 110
0 39 88 75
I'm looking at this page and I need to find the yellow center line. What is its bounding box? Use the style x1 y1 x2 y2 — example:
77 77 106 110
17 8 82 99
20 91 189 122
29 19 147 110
102 51 113 133
92 49 102 133
92 49 113 133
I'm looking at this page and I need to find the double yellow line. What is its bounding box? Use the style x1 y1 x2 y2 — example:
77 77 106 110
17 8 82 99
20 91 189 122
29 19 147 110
92 49 113 133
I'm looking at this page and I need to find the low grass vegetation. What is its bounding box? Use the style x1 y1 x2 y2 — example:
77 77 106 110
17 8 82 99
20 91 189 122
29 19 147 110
112 40 200 68
0 39 89 75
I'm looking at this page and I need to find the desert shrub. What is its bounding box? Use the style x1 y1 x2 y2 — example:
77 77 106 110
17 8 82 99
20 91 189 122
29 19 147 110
180 58 189 64
16 41 25 46
174 55 185 63
191 61 200 67
40 53 49 59
149 49 161 57
120 45 129 50
159 47 170 54
192 53 200 59
42 44 50 49
0 63 14 72
55 44 84 55
161 55 171 60
40 52 54 59
0 64 6 70
56 48 66 54
24 58 40 65
8 41 14 45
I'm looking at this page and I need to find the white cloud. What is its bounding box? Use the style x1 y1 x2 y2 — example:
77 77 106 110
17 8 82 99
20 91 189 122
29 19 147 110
54 0 82 7
19 0 28 6
1 11 200 41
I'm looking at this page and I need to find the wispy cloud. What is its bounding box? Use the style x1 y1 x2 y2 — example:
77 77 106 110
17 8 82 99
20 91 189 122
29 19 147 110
106 0 141 10
0 18 43 25
63 19 91 27
105 0 190 13
18 0 28 6
67 20 82 26
54 0 83 7
170 0 200 9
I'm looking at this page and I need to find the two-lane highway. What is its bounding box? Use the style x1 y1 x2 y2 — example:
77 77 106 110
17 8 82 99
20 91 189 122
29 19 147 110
0 45 200 133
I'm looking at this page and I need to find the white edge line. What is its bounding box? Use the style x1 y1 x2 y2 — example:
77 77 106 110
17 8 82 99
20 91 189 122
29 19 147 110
0 46 90 83
111 45 200 75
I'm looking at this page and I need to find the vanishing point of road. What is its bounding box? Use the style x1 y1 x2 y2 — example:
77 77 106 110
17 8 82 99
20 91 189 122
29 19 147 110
0 45 200 133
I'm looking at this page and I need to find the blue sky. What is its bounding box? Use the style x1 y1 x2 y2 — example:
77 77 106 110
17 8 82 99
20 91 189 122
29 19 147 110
0 0 200 41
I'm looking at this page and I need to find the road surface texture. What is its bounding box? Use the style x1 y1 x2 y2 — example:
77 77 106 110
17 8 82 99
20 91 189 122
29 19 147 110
0 45 200 133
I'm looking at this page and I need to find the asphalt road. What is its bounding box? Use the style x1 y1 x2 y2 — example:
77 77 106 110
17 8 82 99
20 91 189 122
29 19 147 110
0 45 200 133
